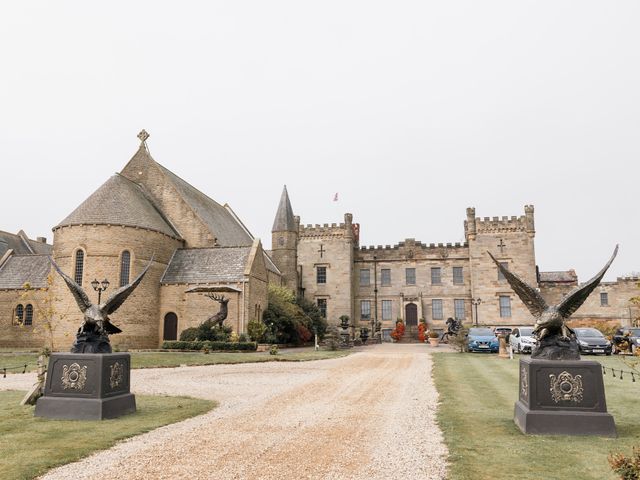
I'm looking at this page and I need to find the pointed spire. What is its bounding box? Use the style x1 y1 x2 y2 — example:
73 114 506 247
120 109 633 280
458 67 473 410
272 185 296 232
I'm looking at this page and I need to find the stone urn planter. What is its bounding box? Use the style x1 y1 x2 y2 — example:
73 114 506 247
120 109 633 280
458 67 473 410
428 334 440 347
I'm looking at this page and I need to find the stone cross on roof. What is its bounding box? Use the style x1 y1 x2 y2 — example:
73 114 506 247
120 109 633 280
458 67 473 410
137 129 150 143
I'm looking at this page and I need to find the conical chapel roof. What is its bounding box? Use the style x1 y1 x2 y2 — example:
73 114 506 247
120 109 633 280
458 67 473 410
54 174 179 238
272 186 296 232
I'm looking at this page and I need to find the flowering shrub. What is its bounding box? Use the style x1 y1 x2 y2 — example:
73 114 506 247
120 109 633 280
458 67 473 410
418 322 427 342
609 446 640 479
391 320 406 341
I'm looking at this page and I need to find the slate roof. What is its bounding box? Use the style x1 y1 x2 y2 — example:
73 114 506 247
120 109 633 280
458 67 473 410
539 270 578 284
272 185 296 232
0 255 51 289
55 174 179 238
161 247 251 284
157 164 253 247
263 251 281 274
0 231 52 256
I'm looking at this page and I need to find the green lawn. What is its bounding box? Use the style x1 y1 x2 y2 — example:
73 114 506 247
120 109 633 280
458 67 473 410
433 353 640 480
0 349 349 373
0 390 216 480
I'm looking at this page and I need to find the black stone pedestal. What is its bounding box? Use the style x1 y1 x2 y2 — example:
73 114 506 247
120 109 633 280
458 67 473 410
35 353 136 420
514 357 615 437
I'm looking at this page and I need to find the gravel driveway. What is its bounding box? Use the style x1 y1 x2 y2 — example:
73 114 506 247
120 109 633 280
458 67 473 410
2 344 448 480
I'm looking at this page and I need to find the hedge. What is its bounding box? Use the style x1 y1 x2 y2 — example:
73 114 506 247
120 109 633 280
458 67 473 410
161 341 258 351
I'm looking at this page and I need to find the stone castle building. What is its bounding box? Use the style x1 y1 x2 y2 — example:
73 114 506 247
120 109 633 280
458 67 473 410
0 133 637 349
270 188 638 341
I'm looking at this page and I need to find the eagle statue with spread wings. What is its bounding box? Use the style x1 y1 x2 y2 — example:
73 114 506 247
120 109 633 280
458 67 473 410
488 246 618 360
50 256 154 354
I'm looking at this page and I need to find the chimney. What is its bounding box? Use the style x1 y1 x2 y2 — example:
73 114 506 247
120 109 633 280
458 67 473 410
36 237 47 243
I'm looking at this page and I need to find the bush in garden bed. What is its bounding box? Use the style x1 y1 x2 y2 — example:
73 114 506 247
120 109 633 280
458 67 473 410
161 341 257 351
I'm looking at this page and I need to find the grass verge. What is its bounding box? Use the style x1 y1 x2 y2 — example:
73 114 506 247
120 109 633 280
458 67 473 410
0 349 350 373
0 390 216 480
432 353 640 480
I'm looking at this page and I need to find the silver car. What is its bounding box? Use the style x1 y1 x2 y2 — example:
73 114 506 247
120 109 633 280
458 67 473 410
509 327 537 353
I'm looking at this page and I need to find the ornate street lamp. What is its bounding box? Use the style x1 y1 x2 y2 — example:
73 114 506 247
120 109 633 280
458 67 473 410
91 278 110 304
471 298 482 326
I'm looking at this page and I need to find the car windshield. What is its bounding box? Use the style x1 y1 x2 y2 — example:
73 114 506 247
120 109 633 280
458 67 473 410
575 328 604 338
628 328 640 336
469 328 493 336
519 328 534 336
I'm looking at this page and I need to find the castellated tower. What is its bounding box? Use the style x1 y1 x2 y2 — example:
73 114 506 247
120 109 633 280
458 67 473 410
466 205 537 326
271 186 299 292
297 213 356 325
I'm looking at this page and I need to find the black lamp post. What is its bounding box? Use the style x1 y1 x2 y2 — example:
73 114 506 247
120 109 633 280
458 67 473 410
91 278 110 304
372 255 378 334
471 298 482 326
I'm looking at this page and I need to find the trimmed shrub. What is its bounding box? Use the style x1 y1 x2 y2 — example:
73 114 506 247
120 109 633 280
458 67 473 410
162 341 257 351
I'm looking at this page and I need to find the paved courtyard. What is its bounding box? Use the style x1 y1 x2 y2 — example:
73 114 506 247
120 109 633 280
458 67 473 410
2 344 448 480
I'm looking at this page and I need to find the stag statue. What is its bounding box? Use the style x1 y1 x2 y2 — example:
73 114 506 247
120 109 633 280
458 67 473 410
50 256 154 353
488 246 618 360
205 293 229 327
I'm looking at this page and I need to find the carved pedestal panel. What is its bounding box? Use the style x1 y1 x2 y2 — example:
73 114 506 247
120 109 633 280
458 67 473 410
514 357 616 436
35 353 136 420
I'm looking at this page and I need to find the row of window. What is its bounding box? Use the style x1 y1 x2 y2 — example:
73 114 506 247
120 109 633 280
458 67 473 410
316 266 469 286
357 296 513 320
73 249 132 287
358 266 466 286
13 304 34 326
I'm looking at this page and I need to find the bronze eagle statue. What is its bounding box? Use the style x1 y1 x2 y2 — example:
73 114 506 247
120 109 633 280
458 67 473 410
488 246 618 359
50 255 154 353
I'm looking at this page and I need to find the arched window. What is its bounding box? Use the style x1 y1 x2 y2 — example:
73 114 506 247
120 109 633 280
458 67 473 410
24 304 33 326
120 251 131 287
74 250 84 285
14 304 24 325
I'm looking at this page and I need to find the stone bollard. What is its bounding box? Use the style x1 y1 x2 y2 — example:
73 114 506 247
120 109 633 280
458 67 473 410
498 334 509 358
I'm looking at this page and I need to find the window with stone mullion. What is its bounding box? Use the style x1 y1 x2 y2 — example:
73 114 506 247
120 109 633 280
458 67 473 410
360 300 371 319
432 299 443 320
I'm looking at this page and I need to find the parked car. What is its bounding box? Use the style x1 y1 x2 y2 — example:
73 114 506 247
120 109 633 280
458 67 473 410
612 327 640 354
508 327 537 353
493 327 513 337
467 327 499 353
574 328 612 355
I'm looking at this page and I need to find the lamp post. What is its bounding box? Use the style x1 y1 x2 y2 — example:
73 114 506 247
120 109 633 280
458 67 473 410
471 298 482 326
372 255 378 336
91 278 110 304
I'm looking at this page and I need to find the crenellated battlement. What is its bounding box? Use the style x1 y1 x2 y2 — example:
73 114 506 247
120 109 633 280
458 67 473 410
359 240 467 251
465 205 535 238
298 213 355 240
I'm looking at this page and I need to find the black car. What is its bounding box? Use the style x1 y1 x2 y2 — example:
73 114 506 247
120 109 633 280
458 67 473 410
574 328 612 355
612 327 640 354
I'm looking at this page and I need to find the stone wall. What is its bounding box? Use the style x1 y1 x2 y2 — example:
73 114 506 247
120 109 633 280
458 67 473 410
51 224 182 350
0 289 47 349
541 276 640 327
298 214 355 325
466 206 538 327
354 240 471 330
159 284 243 338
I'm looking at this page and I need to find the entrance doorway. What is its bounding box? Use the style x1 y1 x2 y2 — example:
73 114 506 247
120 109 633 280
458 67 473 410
163 312 178 341
405 303 418 326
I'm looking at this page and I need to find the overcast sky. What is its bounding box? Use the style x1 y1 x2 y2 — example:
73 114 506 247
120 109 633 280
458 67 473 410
1 1 638 281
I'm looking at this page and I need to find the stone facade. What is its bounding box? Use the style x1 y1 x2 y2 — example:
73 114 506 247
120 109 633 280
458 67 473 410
270 197 639 334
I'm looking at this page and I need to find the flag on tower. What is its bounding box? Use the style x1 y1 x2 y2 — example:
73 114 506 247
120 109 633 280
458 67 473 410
333 193 339 202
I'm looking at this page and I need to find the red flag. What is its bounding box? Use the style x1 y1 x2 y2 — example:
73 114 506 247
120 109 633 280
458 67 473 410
333 193 339 202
